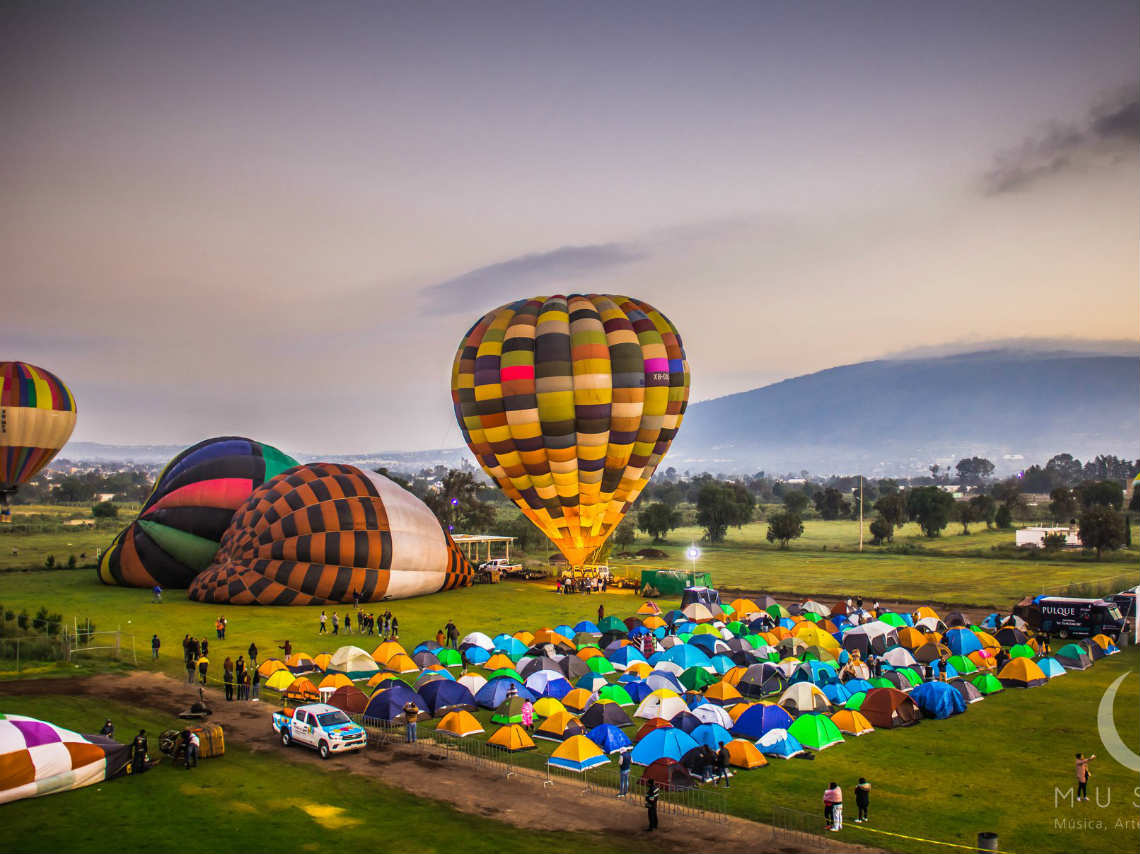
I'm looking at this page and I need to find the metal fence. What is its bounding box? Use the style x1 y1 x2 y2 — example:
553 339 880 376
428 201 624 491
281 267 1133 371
350 715 728 821
769 804 829 842
0 634 68 672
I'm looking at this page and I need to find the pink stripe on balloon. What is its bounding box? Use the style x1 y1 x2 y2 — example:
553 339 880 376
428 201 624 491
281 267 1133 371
144 478 254 515
500 365 535 382
643 358 669 372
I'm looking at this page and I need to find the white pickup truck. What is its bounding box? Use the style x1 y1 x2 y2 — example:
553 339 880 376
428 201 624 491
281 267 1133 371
272 703 367 759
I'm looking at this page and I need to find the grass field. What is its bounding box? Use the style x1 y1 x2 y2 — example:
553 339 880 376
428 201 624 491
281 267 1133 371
0 693 636 854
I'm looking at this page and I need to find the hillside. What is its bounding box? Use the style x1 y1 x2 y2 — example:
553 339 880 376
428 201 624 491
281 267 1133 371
668 349 1139 475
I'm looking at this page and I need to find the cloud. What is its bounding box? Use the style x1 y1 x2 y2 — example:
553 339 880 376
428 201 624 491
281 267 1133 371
418 243 644 314
983 88 1139 195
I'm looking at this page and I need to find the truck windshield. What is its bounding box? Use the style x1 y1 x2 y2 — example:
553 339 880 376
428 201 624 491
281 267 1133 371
1103 605 1123 621
317 711 351 727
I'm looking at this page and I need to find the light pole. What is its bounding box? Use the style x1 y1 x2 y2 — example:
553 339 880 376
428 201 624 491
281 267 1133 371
686 545 700 582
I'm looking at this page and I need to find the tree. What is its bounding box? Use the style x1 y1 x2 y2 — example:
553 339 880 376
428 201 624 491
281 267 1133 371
613 517 637 549
91 501 118 519
873 493 907 530
1048 487 1078 523
696 482 754 543
637 502 682 543
765 511 803 549
994 504 1013 529
1078 505 1125 560
1045 453 1083 486
969 494 996 529
955 500 977 535
906 486 955 538
955 457 995 486
869 515 894 545
1019 465 1054 493
813 488 850 521
1130 485 1140 513
782 490 810 515
1078 480 1124 511
425 469 495 532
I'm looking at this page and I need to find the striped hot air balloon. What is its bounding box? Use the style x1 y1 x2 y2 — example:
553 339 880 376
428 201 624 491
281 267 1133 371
99 437 298 588
451 294 690 566
0 362 77 521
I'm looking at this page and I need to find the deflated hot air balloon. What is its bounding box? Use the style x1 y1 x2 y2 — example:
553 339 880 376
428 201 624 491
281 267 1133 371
451 294 689 566
99 437 298 588
187 463 475 605
0 362 77 521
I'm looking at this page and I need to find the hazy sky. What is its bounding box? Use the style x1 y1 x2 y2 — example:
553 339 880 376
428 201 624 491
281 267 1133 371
3 1 1137 454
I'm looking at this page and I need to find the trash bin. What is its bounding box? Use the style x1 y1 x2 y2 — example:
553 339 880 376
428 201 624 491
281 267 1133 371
977 831 999 852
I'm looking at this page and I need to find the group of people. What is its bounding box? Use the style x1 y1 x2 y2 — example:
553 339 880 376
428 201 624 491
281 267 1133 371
434 620 461 649
320 609 399 638
221 654 259 701
182 634 211 684
823 778 872 831
555 574 608 594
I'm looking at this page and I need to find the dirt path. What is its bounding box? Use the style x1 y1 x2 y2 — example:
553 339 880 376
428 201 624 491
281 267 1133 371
0 673 880 854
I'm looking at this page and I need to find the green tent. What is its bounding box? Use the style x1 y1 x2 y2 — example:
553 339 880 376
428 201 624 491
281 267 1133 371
972 673 1004 695
487 668 523 683
947 654 978 674
868 677 893 689
725 621 745 636
787 713 845 750
598 616 627 634
639 569 713 596
766 604 791 620
677 632 694 643
802 612 823 624
1008 644 1035 659
692 624 720 636
679 666 718 691
586 656 615 675
878 613 907 628
845 691 867 710
491 696 530 725
896 667 922 688
436 648 462 668
597 684 634 706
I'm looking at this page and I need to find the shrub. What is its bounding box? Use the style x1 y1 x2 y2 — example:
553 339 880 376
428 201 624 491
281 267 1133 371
43 555 55 569
17 610 29 630
91 501 119 519
67 554 77 569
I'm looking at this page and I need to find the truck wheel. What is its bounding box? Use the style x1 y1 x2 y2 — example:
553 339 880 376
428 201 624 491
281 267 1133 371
281 730 291 747
318 741 331 760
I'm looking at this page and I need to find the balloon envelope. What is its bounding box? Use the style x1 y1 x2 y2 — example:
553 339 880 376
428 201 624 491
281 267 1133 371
451 294 689 565
0 362 77 496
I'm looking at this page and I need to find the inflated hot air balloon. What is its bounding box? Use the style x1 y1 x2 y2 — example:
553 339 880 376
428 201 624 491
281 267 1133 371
451 294 689 566
0 362 77 521
187 463 475 604
99 437 298 589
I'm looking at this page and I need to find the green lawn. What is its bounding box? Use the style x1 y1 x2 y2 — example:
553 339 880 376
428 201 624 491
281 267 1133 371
0 570 1137 853
0 694 633 854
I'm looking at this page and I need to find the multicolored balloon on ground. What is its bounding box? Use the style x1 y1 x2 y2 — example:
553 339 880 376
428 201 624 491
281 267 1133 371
0 362 77 518
188 463 475 604
451 294 690 566
98 437 298 589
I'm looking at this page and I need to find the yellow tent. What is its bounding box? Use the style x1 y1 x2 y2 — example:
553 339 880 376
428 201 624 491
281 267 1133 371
724 738 768 768
285 653 314 668
533 697 567 718
513 630 535 646
436 710 484 737
487 724 536 752
561 688 596 713
386 654 419 674
830 709 874 736
372 641 406 664
367 671 400 689
257 659 287 678
484 653 516 671
264 670 296 692
625 661 652 678
548 735 608 772
636 600 663 616
534 711 583 742
703 681 743 706
318 673 353 692
1091 634 1116 650
312 653 332 672
789 623 840 652
913 606 941 622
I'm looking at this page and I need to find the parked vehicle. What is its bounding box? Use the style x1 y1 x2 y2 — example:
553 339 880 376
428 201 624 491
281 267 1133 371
1014 596 1126 640
272 703 366 759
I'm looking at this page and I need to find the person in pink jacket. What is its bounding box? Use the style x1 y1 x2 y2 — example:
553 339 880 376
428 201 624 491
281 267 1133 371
520 699 534 731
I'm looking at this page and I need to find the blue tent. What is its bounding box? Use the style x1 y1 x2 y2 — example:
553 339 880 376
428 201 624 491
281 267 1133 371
475 677 536 709
554 625 576 639
617 672 645 685
492 637 528 660
526 671 573 699
708 654 735 675
791 660 839 686
690 723 733 751
463 646 491 665
821 681 852 705
575 674 609 693
674 620 697 634
645 671 685 693
943 628 983 656
586 723 633 754
627 625 650 639
413 641 441 655
623 681 655 703
363 683 428 722
418 680 476 716
756 728 806 759
730 703 793 739
631 727 700 766
574 620 601 634
608 647 648 669
688 635 724 656
684 693 710 710
669 711 702 733
1038 657 1066 678
663 646 712 670
843 678 873 695
910 682 967 719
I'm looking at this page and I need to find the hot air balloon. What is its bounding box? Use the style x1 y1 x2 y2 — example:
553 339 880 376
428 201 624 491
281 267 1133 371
187 463 475 604
0 362 78 522
451 294 689 566
99 437 298 588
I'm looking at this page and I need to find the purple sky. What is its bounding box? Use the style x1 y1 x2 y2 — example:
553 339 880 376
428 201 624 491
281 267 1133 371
2 1 1137 454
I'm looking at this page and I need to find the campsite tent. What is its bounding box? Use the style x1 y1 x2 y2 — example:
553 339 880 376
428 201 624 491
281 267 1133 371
777 682 831 715
997 658 1048 688
971 673 1004 695
534 711 585 742
1037 657 1066 679
435 711 484 737
639 757 698 790
1055 644 1093 671
755 728 806 759
859 688 921 728
724 738 767 768
363 683 427 722
830 709 873 735
909 682 967 718
586 724 633 754
580 701 633 730
631 727 700 766
730 704 793 740
487 724 536 752
548 735 609 772
327 685 369 715
0 715 131 805
787 713 844 750
946 678 984 704
418 680 477 716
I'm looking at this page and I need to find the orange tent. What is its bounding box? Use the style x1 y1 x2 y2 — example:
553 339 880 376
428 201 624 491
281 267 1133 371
312 653 332 672
703 681 744 707
436 711 485 737
897 627 927 649
284 677 319 704
513 630 535 646
386 654 419 674
830 709 874 736
636 601 663 616
318 673 353 692
576 647 605 661
484 653 516 671
367 672 400 689
722 666 748 687
534 628 575 648
372 641 406 664
625 661 652 678
257 659 287 678
487 724 536 752
729 598 760 619
643 616 667 630
724 738 768 769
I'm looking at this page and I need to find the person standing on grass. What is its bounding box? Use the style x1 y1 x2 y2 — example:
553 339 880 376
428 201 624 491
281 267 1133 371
248 641 258 667
319 611 327 634
520 699 534 732
391 616 399 639
235 656 246 697
332 613 339 636
618 748 632 797
823 782 839 829
716 742 731 787
403 701 420 743
855 778 871 822
200 637 209 658
130 730 149 774
1075 753 1096 801
436 628 446 648
597 602 605 622
197 654 209 686
223 657 234 701
251 666 261 701
152 584 163 604
151 634 160 660
185 654 196 684
644 780 659 832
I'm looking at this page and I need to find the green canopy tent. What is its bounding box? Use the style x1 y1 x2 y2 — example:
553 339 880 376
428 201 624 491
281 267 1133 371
639 569 713 596
787 713 845 750
971 673 1004 695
